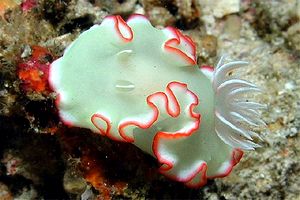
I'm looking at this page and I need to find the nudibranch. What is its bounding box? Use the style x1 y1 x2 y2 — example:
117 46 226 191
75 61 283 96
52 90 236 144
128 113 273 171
49 14 265 188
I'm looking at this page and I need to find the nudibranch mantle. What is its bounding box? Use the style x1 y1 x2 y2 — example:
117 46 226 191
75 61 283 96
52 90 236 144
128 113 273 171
49 14 264 188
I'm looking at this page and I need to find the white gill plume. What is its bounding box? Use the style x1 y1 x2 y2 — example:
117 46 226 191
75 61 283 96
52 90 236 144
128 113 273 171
213 56 266 150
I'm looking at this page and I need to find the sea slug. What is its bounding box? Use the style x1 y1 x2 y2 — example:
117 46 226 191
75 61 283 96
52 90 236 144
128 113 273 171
49 14 265 187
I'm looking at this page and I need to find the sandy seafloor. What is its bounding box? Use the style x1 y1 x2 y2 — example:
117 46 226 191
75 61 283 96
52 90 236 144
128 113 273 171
0 0 299 199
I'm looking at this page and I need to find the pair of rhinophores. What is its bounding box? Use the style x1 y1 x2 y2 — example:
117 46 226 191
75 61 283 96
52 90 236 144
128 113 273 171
49 14 266 188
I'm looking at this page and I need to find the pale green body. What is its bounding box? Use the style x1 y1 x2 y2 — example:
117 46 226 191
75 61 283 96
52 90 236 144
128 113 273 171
50 16 237 187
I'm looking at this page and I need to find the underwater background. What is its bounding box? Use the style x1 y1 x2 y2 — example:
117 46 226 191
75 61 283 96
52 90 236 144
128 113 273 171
0 0 299 199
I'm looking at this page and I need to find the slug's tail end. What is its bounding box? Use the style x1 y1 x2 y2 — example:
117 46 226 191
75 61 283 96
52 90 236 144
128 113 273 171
213 56 266 150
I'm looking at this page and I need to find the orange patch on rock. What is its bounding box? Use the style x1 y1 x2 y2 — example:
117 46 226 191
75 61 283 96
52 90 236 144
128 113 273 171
18 67 46 92
18 46 53 93
81 150 127 200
